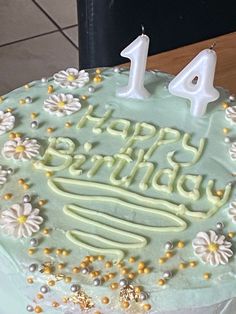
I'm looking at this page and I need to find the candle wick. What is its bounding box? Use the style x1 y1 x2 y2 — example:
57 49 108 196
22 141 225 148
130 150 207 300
209 42 216 50
141 25 145 35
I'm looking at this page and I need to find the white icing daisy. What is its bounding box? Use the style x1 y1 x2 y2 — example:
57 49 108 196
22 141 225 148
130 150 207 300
53 68 89 88
0 166 8 185
229 201 236 223
2 137 40 161
0 111 15 135
192 230 233 266
0 202 43 238
225 106 236 123
229 142 236 160
43 93 81 117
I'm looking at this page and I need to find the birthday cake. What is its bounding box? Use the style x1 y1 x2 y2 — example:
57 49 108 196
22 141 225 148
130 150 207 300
0 64 236 314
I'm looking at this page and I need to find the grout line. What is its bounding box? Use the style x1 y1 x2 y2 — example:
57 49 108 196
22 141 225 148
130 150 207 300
32 0 78 50
0 29 59 48
62 24 78 30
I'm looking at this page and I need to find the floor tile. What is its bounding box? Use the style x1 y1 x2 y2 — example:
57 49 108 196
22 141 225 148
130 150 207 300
35 0 78 28
63 26 78 47
0 0 56 45
0 32 79 95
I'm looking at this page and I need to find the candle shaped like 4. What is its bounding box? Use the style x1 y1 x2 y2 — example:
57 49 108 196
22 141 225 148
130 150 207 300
168 49 220 117
116 34 150 99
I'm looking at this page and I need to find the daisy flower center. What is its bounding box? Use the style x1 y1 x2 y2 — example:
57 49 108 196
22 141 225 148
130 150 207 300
15 145 25 153
67 74 76 82
57 101 66 108
208 242 219 252
17 215 27 224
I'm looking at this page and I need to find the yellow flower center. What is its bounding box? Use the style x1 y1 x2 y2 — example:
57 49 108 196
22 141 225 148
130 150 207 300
67 74 76 82
208 242 219 252
15 145 25 153
17 215 27 224
57 101 65 107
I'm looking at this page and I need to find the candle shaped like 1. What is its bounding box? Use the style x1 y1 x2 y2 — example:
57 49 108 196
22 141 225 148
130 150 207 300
116 34 150 99
168 48 220 117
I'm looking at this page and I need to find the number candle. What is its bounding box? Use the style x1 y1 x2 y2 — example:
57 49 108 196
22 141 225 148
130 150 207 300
116 30 150 100
168 47 220 117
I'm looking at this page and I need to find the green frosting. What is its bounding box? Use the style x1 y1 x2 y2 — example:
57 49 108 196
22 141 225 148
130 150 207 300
0 68 236 313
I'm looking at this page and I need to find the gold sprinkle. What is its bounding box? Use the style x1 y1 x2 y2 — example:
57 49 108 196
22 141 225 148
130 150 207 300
101 296 109 304
27 277 34 284
228 232 235 238
47 127 54 133
110 282 118 290
122 301 130 309
189 261 197 267
143 304 152 311
3 193 13 200
179 262 187 269
19 99 26 105
24 84 30 89
129 256 136 263
31 112 37 119
0 96 4 102
134 286 141 293
45 171 53 177
93 75 102 83
94 311 101 314
223 127 229 134
144 267 151 274
65 122 72 128
62 296 68 303
116 262 124 268
34 305 43 313
37 293 44 299
15 132 21 138
165 251 174 258
6 107 13 112
28 248 36 255
138 261 145 269
222 102 229 109
203 272 211 280
89 256 96 262
43 228 50 235
121 268 129 275
158 278 166 286
56 248 63 255
57 263 65 270
138 268 144 274
38 199 46 206
62 249 69 256
18 178 25 185
95 68 101 74
108 272 116 279
177 241 185 248
216 190 224 197
23 183 30 190
119 285 139 302
81 95 87 100
47 85 54 94
48 280 56 286
80 261 88 268
128 272 136 279
158 257 166 264
52 301 59 308
43 248 52 255
105 261 112 268
103 274 109 282
9 132 16 139
72 267 80 273
43 266 52 274
64 276 72 283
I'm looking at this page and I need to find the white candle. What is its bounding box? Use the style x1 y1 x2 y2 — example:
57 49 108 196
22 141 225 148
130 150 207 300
168 48 220 117
116 33 150 99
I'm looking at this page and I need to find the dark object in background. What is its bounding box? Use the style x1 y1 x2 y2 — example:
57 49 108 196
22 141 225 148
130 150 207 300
77 0 236 69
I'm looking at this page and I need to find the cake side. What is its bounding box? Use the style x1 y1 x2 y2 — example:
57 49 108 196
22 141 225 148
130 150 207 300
0 68 236 313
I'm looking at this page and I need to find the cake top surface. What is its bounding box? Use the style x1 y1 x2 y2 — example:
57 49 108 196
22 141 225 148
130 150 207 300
0 67 236 313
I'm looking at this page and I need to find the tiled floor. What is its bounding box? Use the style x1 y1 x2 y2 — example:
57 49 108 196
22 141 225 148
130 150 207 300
0 0 78 94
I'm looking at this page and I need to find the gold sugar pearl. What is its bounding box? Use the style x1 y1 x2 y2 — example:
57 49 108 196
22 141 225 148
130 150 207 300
15 132 21 138
43 266 52 274
43 248 52 255
80 261 88 268
101 296 109 304
31 112 37 119
57 263 65 270
47 85 54 94
27 277 34 284
216 190 224 197
9 132 16 139
95 68 101 74
94 311 101 314
138 268 144 274
128 272 136 279
3 193 13 200
222 102 229 109
23 183 30 190
158 278 166 286
179 262 187 270
134 286 142 293
0 96 4 102
228 232 235 238
6 107 13 112
143 304 152 312
165 251 174 259
89 255 96 262
38 199 47 207
158 258 166 264
48 280 56 286
19 99 26 105
138 261 145 269
45 171 53 177
94 270 100 276
93 75 102 83
110 282 118 290
144 267 151 274
122 301 130 309
129 256 136 263
64 276 72 283
37 293 44 299
47 127 54 133
65 122 72 128
81 95 87 100
116 262 123 268
62 249 70 256
121 268 129 275
28 248 36 255
105 261 113 268
177 241 185 249
34 305 43 313
43 228 50 235
24 84 30 89
203 272 211 280
189 261 197 268
72 267 80 273
62 297 68 304
18 178 25 185
223 128 229 134
52 301 59 308
108 272 116 279
103 274 110 282
90 271 97 278
56 248 63 255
